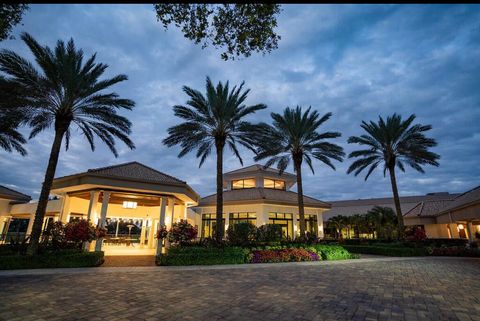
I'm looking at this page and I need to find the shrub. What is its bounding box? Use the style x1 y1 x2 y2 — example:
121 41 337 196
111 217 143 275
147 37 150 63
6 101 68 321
250 248 319 263
157 246 248 265
256 224 283 242
406 227 427 243
167 220 197 245
343 245 427 256
426 246 480 257
227 222 257 246
312 245 358 260
0 251 104 270
64 219 96 246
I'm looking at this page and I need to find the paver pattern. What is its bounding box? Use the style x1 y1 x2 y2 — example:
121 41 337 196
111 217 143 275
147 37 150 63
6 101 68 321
0 257 479 321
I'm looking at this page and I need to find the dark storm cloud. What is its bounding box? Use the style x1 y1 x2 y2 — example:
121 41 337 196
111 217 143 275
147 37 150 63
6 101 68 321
0 4 479 201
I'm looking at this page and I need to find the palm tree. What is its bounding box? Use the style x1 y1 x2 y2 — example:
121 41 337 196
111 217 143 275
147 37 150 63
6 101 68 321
0 33 135 254
163 77 266 242
367 206 397 240
0 75 30 155
347 114 439 239
251 106 344 237
328 215 347 240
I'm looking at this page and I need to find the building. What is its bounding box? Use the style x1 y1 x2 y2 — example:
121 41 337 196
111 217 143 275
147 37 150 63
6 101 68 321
324 187 480 240
0 162 199 255
193 164 330 239
404 186 480 241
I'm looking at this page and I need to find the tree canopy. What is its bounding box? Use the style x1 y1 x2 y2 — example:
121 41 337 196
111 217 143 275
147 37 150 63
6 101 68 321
154 4 282 60
0 4 29 41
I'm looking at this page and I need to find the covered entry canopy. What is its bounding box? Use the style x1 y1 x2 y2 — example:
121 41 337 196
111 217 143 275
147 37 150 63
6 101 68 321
51 161 199 205
49 162 200 254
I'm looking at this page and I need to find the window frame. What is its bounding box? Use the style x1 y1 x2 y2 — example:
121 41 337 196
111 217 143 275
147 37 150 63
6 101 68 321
263 178 286 190
231 178 256 190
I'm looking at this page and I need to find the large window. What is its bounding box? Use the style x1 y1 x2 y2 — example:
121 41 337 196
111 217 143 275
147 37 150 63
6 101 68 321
231 178 256 189
229 212 257 227
268 212 294 238
201 213 226 238
297 214 318 235
263 178 286 190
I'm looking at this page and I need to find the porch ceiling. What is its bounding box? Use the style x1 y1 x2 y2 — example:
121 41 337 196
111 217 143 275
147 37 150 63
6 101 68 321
68 190 182 207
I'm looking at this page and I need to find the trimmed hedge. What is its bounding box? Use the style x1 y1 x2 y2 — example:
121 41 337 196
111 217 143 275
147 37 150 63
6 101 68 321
0 251 105 270
157 246 249 266
343 245 427 257
157 244 358 265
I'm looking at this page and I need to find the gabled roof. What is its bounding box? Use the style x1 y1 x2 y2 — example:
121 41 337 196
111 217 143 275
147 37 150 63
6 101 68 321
0 185 31 202
403 200 454 218
85 161 186 185
437 185 480 215
197 187 330 209
328 192 458 208
224 164 296 178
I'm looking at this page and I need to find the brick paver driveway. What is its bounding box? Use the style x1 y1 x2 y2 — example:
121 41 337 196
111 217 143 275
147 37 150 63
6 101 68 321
0 257 479 321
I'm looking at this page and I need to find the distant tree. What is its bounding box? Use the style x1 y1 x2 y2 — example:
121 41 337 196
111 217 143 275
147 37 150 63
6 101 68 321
154 4 282 60
367 206 397 240
250 106 344 237
0 33 136 254
163 77 266 242
347 114 440 239
0 4 29 41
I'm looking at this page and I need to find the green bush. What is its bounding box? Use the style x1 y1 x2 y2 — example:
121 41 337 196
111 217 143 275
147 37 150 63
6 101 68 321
227 222 257 246
311 245 358 260
157 246 249 266
256 224 283 242
343 245 426 256
0 251 104 270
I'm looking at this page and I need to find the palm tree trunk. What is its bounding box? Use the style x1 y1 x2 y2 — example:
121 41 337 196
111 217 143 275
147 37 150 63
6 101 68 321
215 141 224 242
27 129 64 255
388 166 405 240
294 159 306 237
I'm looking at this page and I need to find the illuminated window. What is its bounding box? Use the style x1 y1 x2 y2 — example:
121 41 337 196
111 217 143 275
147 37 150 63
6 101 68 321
123 201 137 209
264 178 286 190
268 212 294 238
229 212 257 226
296 214 318 235
201 213 226 238
231 178 256 189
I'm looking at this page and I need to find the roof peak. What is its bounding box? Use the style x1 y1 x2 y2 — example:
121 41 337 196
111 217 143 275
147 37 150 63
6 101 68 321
224 164 295 176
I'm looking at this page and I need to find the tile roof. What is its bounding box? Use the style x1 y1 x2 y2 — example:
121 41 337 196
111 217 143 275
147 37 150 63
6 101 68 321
323 192 460 220
84 161 186 185
224 164 296 177
403 200 454 218
437 185 480 214
0 185 31 201
197 187 330 208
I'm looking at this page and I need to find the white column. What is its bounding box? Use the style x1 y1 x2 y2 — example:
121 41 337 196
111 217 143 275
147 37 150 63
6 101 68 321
466 222 475 242
168 198 175 227
225 211 230 232
86 191 100 222
59 194 71 223
95 191 110 252
140 219 147 248
148 218 155 249
317 211 324 239
26 214 35 235
156 197 167 256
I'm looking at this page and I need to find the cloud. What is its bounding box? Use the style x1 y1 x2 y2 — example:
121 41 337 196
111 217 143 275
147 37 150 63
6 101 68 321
0 4 479 202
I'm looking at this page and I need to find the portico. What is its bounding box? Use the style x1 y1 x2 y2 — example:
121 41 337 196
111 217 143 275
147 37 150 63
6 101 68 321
49 162 199 255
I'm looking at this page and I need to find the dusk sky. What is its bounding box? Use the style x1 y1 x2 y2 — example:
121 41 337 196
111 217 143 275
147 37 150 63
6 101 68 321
0 4 479 201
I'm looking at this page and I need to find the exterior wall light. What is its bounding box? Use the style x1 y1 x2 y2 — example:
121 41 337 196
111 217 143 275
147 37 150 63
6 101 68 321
457 224 464 231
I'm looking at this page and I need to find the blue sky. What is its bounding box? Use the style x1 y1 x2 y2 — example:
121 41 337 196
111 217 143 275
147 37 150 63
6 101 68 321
0 4 479 201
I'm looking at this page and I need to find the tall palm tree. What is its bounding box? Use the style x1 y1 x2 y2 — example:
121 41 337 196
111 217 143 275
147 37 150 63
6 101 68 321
347 114 439 239
163 77 266 242
0 33 135 254
251 106 344 237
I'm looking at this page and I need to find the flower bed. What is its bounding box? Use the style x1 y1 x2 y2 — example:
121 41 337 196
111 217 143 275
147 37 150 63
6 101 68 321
156 244 357 266
250 248 319 263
